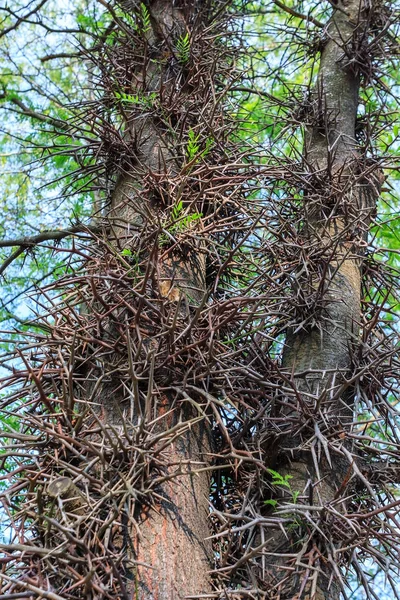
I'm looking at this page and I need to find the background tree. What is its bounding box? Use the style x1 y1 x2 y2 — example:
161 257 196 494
0 1 400 599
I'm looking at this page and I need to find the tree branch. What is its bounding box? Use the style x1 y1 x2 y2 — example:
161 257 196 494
0 224 101 249
272 1 324 28
0 247 25 277
0 95 68 130
0 224 102 276
40 51 85 63
0 0 49 39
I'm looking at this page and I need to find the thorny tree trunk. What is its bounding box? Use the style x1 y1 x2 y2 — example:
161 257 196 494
100 1 211 597
3 1 400 599
272 1 381 598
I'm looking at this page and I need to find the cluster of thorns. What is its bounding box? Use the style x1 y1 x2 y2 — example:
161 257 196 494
1 1 400 598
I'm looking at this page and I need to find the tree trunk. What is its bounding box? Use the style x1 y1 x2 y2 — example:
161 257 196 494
98 1 212 597
269 1 381 597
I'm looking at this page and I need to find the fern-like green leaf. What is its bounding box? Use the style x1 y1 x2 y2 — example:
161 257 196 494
140 3 151 33
186 129 200 160
176 32 190 65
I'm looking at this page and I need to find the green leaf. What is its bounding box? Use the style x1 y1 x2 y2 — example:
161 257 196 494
176 33 190 65
140 3 151 33
171 200 184 221
264 499 278 508
186 129 200 160
292 490 300 504
267 468 293 488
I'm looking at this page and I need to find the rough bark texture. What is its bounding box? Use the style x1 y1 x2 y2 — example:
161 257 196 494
284 0 366 425
102 1 212 597
272 1 380 598
135 421 211 599
283 1 363 430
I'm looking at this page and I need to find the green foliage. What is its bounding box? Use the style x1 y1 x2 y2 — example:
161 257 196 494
140 3 151 33
176 32 190 65
103 2 151 34
0 3 400 597
171 200 202 231
159 200 202 247
266 468 293 489
264 498 278 508
121 249 141 280
76 12 101 31
171 199 185 222
186 128 213 163
114 90 157 108
186 128 201 160
264 468 300 508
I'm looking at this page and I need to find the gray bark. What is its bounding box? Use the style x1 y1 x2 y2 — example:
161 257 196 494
268 2 381 598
